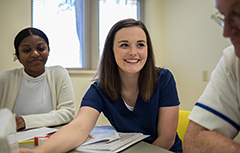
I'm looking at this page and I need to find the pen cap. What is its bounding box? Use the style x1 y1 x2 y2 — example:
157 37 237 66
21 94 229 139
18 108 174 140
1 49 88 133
0 108 19 153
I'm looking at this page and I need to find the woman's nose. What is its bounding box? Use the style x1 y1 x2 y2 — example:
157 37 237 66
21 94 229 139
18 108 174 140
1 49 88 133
31 50 40 57
129 47 137 56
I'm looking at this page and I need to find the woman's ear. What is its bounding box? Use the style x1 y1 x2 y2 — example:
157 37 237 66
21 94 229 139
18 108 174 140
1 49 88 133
16 53 22 63
13 51 20 62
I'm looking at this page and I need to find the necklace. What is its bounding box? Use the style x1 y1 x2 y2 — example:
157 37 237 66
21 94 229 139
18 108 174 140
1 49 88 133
122 96 131 103
122 92 138 107
121 85 139 105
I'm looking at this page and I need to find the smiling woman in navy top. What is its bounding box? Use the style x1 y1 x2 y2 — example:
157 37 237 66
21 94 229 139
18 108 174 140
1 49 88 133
81 18 182 153
19 18 182 153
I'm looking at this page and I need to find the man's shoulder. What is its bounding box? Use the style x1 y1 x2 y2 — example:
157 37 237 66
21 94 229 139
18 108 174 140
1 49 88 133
222 45 236 62
221 45 238 74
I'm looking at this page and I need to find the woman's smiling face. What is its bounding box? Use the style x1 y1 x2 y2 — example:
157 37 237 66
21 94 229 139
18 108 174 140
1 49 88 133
18 35 49 77
113 26 148 75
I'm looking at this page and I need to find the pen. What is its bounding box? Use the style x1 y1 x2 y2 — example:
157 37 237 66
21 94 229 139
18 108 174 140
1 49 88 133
18 139 34 144
88 135 94 139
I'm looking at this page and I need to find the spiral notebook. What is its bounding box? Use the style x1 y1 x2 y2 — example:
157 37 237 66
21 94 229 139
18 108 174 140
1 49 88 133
75 125 149 153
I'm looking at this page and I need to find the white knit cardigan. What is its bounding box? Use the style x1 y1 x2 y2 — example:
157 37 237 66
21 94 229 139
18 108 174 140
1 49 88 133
0 66 76 129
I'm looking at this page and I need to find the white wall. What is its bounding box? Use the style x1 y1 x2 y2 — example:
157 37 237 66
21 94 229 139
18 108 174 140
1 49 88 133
0 0 31 70
145 0 231 111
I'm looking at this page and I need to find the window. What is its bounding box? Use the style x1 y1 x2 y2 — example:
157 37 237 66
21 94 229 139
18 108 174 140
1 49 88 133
32 0 144 70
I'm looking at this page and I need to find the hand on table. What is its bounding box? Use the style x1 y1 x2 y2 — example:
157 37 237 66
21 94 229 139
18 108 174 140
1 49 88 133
16 116 26 130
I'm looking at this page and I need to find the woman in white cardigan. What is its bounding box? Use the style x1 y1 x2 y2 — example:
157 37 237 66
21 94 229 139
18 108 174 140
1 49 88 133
0 27 75 130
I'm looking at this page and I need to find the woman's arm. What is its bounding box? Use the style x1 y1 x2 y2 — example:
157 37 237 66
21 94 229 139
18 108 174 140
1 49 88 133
19 106 99 153
152 106 179 150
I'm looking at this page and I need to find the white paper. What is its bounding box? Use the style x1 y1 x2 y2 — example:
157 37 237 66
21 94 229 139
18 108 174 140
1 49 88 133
82 125 119 146
76 130 150 153
17 127 58 142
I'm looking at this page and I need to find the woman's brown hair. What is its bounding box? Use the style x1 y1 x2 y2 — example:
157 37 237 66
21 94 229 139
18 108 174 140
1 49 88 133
93 18 161 102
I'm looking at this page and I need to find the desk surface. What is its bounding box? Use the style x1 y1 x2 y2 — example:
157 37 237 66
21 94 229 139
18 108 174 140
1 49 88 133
19 141 173 153
18 125 172 153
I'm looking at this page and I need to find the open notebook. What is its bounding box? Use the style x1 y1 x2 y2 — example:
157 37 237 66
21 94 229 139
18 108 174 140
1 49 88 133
75 125 149 153
0 108 19 153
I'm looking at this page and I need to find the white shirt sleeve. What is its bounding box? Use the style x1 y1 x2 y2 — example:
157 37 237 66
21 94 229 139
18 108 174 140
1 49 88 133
189 46 240 139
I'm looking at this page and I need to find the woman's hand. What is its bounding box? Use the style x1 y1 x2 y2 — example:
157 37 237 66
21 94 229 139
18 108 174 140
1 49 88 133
15 116 26 130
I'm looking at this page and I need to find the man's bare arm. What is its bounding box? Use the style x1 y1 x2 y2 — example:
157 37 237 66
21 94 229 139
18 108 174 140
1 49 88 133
184 121 240 153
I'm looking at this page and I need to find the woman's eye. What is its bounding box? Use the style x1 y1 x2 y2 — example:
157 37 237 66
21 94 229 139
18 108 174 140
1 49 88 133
22 49 31 53
38 47 46 52
120 44 129 47
137 43 145 47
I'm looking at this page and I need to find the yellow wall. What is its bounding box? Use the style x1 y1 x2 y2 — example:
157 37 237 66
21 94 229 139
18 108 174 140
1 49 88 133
0 0 233 125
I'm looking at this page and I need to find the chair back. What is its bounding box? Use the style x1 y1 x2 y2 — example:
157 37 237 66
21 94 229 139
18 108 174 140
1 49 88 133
177 110 191 148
